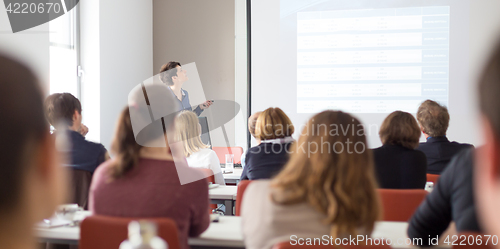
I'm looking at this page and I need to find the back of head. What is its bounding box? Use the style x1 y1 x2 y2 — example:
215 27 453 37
44 92 82 128
175 110 209 157
416 100 450 137
479 43 500 138
110 83 179 178
255 107 294 141
271 111 380 238
379 111 421 149
248 111 262 138
159 61 181 86
0 54 48 213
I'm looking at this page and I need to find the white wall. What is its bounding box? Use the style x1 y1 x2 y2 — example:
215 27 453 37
234 0 248 150
80 0 153 149
465 0 500 146
0 0 49 93
80 0 101 143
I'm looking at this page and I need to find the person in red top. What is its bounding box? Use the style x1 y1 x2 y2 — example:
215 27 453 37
89 83 210 249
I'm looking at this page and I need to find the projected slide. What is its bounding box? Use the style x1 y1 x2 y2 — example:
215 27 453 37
296 7 449 113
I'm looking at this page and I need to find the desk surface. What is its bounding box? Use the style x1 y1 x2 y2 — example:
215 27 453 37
209 185 237 200
223 168 243 180
35 214 450 249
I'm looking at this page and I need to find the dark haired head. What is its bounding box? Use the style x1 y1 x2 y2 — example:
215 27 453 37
159 61 181 86
379 111 421 149
44 92 82 127
0 54 48 212
110 83 179 179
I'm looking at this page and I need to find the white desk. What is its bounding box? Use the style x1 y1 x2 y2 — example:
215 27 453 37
209 185 237 215
35 215 452 249
189 216 243 248
223 168 243 184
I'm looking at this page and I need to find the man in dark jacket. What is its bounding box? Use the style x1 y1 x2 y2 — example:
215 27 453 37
407 147 481 246
416 100 473 174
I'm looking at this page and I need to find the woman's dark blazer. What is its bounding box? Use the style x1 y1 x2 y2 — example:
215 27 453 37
372 144 427 189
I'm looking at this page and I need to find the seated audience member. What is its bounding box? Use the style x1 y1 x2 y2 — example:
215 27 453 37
475 41 500 243
241 111 380 249
240 108 294 180
175 110 225 185
416 100 473 174
373 111 427 189
89 84 209 249
0 55 66 249
408 147 481 246
44 93 108 174
241 111 262 168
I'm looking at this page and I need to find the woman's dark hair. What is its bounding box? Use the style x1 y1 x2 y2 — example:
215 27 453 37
379 111 421 149
109 83 179 179
0 54 48 213
159 61 181 86
44 93 82 127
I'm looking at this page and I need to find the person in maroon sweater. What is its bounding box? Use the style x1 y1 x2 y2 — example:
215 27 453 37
89 83 210 249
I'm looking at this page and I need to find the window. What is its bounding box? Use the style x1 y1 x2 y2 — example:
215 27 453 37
49 0 80 97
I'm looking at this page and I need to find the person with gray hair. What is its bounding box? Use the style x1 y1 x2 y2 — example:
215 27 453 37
416 99 473 174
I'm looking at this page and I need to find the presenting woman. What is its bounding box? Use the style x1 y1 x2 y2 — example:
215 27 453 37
159 61 212 115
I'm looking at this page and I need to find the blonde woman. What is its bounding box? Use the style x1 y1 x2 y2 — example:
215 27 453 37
175 110 225 185
240 107 294 180
241 111 380 249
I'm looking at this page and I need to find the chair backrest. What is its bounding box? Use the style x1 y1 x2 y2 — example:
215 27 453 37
80 215 181 249
198 117 211 146
68 168 93 210
426 174 440 185
197 168 215 184
451 232 495 248
378 189 428 222
272 241 391 249
212 147 244 164
235 180 253 216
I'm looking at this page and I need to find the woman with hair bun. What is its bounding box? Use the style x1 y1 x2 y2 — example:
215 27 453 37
159 61 212 116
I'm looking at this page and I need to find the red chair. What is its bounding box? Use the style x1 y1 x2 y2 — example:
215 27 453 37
212 147 244 164
452 232 495 248
235 180 253 216
378 189 428 222
80 215 181 249
272 241 391 248
426 174 440 185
